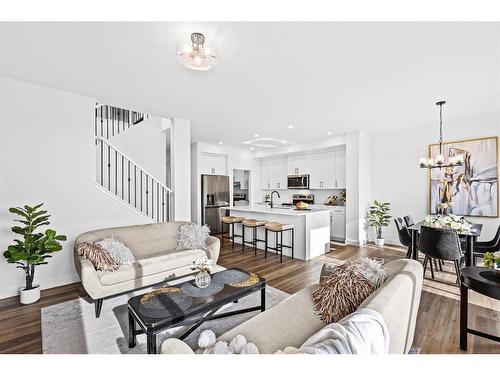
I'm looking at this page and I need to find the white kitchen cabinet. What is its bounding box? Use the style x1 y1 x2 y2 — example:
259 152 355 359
200 152 227 175
309 152 322 189
260 148 345 190
330 206 346 241
309 151 335 189
287 154 310 175
260 159 271 189
334 150 346 188
261 157 286 189
271 157 287 189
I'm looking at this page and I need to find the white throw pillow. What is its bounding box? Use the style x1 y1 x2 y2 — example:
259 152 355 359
97 237 135 265
298 308 390 354
176 223 210 250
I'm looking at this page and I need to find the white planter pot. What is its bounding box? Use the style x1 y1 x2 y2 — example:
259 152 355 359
20 285 40 304
375 238 385 246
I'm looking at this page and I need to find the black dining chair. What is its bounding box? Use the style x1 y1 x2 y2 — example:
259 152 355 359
404 214 443 271
472 224 500 266
403 215 414 227
418 226 464 285
394 218 412 258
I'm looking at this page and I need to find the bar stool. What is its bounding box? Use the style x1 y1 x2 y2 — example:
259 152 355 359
264 222 295 263
241 219 267 255
221 216 244 248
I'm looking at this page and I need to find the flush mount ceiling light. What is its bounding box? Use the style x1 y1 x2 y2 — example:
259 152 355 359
176 32 218 71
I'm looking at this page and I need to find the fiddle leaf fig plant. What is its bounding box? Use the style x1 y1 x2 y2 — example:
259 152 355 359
368 200 391 239
3 203 66 290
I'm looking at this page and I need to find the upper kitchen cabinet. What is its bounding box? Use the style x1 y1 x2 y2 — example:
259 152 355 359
310 151 335 189
334 149 346 188
261 157 286 190
287 153 310 175
200 152 228 175
273 157 287 189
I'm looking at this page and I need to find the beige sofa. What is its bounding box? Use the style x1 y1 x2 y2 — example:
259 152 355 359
161 259 423 354
74 221 220 317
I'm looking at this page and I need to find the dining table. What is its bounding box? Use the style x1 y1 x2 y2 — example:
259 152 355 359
407 221 483 267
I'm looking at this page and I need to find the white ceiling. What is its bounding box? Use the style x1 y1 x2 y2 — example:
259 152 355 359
1 22 499 149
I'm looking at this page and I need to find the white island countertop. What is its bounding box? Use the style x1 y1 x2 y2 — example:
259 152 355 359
228 205 331 260
229 205 331 216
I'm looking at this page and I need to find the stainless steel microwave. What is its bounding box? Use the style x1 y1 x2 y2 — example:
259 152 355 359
287 174 310 189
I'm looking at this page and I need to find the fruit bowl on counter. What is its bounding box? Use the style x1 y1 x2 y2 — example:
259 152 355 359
294 201 311 211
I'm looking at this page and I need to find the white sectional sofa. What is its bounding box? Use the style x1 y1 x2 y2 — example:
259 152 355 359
161 259 423 354
74 221 220 317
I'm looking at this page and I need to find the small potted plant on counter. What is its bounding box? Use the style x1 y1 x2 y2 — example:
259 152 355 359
368 200 391 246
3 203 66 304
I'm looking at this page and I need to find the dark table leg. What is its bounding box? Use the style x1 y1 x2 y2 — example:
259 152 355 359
147 333 157 354
411 230 418 260
460 283 468 351
261 286 266 312
466 236 474 267
128 310 136 348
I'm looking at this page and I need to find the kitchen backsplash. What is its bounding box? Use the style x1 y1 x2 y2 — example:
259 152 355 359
261 189 345 205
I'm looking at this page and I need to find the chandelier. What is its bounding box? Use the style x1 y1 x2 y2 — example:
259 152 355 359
176 32 218 71
419 101 464 169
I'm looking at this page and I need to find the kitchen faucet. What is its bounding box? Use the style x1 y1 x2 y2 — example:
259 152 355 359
270 190 281 209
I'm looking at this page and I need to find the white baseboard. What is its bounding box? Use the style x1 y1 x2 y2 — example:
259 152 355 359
345 239 360 246
0 273 81 300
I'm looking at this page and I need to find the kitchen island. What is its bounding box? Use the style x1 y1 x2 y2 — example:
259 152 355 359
228 205 331 261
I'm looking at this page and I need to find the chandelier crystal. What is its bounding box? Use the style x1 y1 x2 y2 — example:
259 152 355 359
419 101 464 169
176 32 218 71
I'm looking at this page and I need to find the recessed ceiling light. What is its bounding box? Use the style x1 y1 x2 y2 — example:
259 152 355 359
288 125 294 129
254 134 259 137
282 140 288 144
218 141 224 145
326 131 332 136
250 147 255 150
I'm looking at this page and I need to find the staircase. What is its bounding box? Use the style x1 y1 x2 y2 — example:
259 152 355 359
94 104 172 222
95 104 149 139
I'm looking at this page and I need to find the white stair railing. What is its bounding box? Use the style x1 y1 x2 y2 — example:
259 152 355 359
95 137 172 222
94 104 149 140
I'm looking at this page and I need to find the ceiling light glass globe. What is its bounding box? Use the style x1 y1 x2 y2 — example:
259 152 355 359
176 33 219 71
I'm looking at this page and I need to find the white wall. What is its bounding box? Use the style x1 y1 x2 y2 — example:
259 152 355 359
191 142 260 224
171 118 191 221
372 112 500 245
110 116 167 185
0 77 151 298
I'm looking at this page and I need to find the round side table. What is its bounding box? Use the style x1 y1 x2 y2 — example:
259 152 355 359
460 266 500 350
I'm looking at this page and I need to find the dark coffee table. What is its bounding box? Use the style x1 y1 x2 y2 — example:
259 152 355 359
460 266 500 350
127 268 266 354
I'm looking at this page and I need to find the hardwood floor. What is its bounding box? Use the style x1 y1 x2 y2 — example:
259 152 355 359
1 240 499 354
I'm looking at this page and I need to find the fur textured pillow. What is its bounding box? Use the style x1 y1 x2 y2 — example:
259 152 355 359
176 223 210 250
77 241 119 271
97 237 135 265
313 258 385 325
320 257 385 287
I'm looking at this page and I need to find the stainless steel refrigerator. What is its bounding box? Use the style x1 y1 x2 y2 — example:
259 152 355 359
201 174 230 234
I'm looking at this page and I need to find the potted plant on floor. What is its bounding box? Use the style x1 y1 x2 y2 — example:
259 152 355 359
368 200 391 246
3 203 66 304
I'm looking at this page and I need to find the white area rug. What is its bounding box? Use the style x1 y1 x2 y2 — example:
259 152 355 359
41 285 289 354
